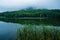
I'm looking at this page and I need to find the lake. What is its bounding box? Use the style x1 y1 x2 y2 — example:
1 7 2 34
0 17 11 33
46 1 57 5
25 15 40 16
0 21 60 40
0 21 21 40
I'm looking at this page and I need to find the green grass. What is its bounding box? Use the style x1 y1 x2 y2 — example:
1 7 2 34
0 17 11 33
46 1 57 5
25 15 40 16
16 25 60 40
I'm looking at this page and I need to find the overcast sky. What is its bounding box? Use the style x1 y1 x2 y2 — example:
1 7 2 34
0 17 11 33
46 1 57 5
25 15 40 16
0 0 60 12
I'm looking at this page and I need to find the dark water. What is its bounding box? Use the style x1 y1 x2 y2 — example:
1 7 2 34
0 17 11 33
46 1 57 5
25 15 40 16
0 21 21 40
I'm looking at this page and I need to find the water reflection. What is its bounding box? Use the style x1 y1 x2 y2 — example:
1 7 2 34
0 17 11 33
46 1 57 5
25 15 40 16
0 21 60 40
0 21 21 40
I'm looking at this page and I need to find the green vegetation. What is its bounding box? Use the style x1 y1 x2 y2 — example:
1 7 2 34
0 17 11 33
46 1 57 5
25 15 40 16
16 25 60 40
0 9 60 18
0 8 60 25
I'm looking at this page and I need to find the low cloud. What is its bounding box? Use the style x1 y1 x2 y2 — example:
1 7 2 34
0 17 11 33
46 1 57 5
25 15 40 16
0 0 60 12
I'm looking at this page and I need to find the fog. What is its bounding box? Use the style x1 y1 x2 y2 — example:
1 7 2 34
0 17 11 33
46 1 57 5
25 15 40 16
0 0 60 12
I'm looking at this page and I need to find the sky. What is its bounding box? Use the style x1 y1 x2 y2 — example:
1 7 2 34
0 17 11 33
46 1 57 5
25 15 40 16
0 0 60 12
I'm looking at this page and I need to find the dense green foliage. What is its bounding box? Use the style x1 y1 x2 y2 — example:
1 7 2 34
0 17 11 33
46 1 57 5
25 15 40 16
0 9 60 18
0 9 60 25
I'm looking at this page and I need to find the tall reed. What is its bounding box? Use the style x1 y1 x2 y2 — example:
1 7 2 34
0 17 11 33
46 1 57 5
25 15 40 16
16 25 60 40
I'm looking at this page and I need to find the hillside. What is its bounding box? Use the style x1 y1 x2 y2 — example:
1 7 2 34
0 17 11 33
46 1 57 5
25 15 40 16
0 9 60 25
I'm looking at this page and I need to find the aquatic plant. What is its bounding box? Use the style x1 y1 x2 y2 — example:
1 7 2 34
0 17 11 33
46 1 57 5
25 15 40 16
16 25 60 40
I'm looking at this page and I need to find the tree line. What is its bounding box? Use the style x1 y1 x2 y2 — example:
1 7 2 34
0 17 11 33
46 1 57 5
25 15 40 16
0 9 60 19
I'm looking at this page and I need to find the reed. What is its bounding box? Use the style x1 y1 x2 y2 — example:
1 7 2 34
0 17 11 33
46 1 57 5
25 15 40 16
16 25 60 40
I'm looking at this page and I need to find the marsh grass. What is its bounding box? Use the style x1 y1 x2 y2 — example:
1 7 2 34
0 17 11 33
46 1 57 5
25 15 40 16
16 25 60 40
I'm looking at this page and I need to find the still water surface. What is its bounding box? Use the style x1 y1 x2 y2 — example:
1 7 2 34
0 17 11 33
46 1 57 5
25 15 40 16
0 21 21 40
0 21 60 40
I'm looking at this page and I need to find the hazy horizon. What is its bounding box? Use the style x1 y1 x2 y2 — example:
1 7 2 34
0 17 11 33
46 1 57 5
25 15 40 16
0 0 60 12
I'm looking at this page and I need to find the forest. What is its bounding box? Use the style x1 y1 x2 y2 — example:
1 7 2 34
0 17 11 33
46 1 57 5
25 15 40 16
0 9 60 19
0 8 60 25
